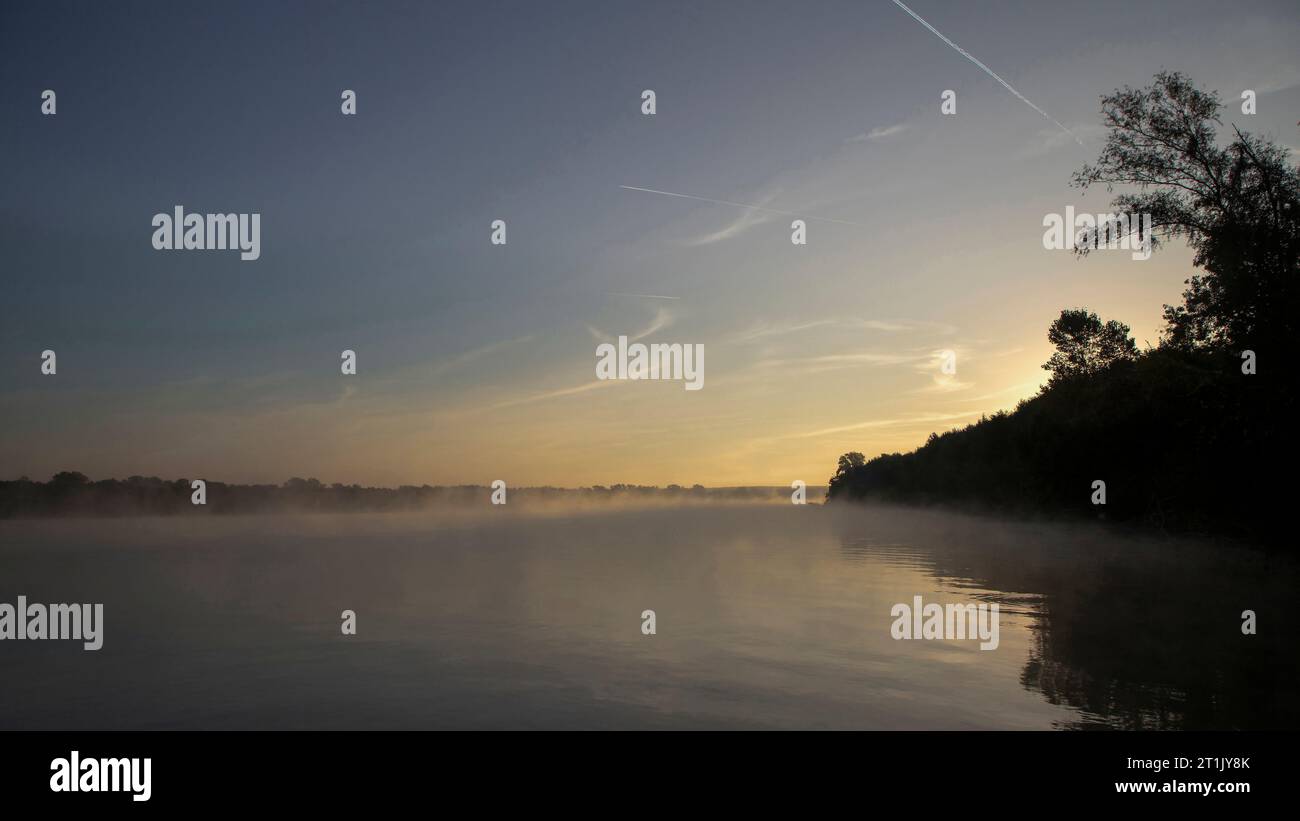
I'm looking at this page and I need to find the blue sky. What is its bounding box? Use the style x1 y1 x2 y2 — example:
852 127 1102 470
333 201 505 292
2 0 1298 485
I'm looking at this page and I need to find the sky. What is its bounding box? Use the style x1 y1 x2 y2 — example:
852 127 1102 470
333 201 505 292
1 0 1298 488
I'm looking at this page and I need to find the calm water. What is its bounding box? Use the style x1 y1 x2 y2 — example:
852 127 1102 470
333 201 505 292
1 504 1295 729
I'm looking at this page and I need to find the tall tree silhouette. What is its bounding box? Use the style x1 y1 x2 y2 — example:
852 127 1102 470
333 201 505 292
1072 71 1300 351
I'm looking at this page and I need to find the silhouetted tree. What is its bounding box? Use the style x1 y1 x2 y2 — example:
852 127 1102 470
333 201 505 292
1072 71 1300 351
836 452 866 476
1042 308 1138 386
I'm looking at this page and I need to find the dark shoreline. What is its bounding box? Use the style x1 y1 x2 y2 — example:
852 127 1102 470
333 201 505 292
0 474 825 519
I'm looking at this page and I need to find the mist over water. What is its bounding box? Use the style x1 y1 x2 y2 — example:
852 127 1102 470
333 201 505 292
1 504 1294 729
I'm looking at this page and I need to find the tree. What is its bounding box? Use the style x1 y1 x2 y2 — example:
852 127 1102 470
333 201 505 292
1043 308 1138 385
1072 71 1300 351
836 452 866 476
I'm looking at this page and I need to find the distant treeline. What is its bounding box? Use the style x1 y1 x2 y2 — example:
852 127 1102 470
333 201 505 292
828 72 1298 546
0 474 809 518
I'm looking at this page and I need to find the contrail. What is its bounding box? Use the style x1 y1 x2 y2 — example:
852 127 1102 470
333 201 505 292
607 292 681 300
890 0 1083 146
619 185 859 225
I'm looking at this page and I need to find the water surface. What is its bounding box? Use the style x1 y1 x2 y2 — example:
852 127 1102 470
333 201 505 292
1 504 1294 729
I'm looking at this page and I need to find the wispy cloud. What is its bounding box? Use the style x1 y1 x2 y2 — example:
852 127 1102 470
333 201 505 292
432 335 534 375
789 411 984 439
606 292 681 300
486 379 620 411
1253 68 1300 95
915 372 972 394
727 318 841 344
955 381 1041 403
848 317 958 335
902 348 971 393
728 316 957 344
756 349 934 374
685 201 778 246
619 185 859 227
587 305 676 344
847 123 909 143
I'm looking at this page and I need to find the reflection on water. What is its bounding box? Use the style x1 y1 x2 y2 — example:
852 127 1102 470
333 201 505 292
0 504 1294 729
835 508 1300 730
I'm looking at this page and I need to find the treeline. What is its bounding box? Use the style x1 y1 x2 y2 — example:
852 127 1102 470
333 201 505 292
827 346 1290 542
0 474 804 518
828 72 1298 545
